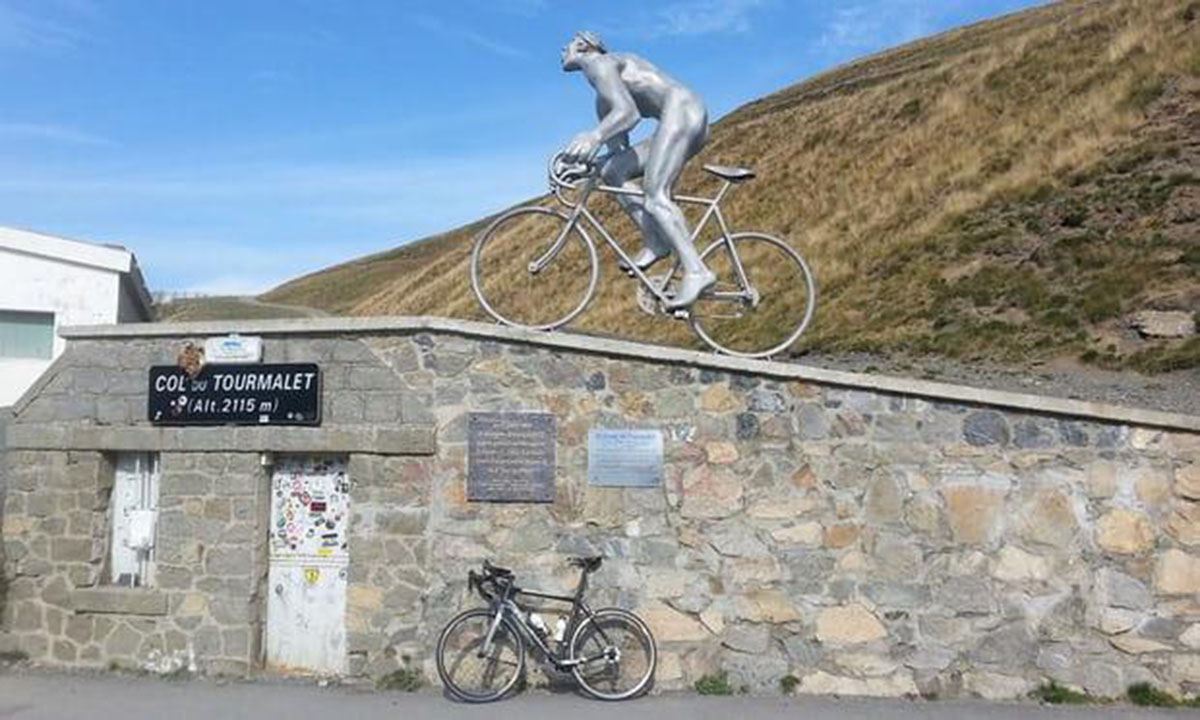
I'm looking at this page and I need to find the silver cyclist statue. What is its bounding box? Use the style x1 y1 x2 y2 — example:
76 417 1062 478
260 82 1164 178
560 30 716 310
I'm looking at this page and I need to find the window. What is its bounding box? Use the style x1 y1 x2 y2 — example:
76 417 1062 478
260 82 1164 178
0 310 54 359
109 453 160 587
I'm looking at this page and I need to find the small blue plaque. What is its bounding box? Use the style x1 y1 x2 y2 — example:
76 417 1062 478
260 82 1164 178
588 429 663 488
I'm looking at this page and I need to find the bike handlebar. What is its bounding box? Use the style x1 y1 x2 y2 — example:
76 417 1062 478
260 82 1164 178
549 150 611 191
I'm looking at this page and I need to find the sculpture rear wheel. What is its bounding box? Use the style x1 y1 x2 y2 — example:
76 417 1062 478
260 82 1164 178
689 232 817 358
436 608 526 703
471 207 599 330
569 608 656 701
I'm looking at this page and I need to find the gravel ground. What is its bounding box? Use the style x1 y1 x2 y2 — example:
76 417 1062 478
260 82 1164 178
797 352 1199 418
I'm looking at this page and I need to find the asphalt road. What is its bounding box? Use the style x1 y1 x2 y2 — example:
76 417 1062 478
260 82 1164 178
0 670 1189 720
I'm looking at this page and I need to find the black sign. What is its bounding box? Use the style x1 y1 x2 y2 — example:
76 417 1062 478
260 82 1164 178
148 364 321 426
467 412 556 502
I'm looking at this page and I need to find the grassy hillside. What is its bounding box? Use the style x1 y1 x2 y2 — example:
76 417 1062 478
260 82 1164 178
156 296 325 322
263 0 1200 369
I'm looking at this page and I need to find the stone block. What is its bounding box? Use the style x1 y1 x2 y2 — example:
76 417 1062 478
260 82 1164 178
1096 568 1151 610
865 473 904 524
1017 489 1078 548
798 670 918 698
680 465 743 519
939 576 993 615
816 604 886 645
722 623 771 653
962 411 1009 447
992 545 1050 583
73 588 168 616
1095 510 1155 555
639 603 708 642
1177 464 1200 500
375 425 436 455
1156 549 1200 594
1130 310 1195 338
204 547 251 576
104 623 143 657
941 485 1006 546
735 590 800 623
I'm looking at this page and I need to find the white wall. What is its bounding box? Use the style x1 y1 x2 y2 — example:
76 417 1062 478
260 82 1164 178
0 249 122 405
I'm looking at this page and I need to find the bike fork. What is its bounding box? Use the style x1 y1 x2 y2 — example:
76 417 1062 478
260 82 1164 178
479 608 506 658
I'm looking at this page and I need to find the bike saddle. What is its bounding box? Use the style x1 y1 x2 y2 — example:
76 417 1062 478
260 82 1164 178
569 556 603 572
703 164 756 183
483 560 513 577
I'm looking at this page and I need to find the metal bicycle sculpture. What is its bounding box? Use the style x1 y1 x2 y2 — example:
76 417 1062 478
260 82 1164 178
469 153 818 358
436 557 656 702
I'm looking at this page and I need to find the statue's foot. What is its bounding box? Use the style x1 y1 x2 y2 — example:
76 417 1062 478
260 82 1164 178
619 248 668 276
664 269 717 311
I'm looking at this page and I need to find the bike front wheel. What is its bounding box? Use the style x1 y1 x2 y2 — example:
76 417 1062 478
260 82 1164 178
690 232 817 358
470 206 599 331
569 608 656 701
436 608 526 703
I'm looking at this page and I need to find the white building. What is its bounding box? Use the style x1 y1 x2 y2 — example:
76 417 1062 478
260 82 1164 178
0 226 153 407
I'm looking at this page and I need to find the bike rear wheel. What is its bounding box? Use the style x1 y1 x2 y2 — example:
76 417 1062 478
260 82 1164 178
470 206 598 330
569 608 656 701
689 232 817 358
436 608 526 703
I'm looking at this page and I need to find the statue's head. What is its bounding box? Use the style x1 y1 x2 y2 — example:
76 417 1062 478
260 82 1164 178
561 30 606 71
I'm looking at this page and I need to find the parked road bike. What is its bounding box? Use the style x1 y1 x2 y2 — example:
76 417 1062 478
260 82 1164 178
469 152 818 358
436 557 656 702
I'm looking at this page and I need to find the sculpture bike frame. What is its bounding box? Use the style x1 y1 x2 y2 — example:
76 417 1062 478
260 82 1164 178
470 151 817 358
538 157 757 316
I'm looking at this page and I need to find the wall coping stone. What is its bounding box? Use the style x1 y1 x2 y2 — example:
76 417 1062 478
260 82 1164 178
72 587 168 615
58 315 1200 433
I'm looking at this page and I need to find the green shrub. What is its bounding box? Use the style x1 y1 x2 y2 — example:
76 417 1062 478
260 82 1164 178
1031 681 1093 704
1127 682 1178 707
377 666 424 692
695 671 735 696
779 675 800 694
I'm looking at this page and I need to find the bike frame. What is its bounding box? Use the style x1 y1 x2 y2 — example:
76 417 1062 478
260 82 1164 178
534 172 757 312
479 576 614 670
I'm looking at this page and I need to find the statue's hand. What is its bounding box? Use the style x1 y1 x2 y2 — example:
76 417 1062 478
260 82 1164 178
564 131 601 163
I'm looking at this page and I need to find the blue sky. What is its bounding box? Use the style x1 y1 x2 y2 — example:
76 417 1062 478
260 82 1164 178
1 0 1046 295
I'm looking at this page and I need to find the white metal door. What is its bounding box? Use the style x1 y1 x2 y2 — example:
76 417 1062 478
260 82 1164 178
111 453 159 587
266 455 350 674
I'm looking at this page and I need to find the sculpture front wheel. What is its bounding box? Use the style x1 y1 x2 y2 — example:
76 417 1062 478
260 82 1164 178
471 207 599 330
689 232 817 358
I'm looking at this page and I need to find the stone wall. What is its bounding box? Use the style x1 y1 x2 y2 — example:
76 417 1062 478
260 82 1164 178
0 406 9 631
2 320 1199 700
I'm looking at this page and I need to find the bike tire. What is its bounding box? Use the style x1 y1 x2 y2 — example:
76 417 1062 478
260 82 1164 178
470 206 599 331
569 608 657 701
689 232 817 358
436 608 526 703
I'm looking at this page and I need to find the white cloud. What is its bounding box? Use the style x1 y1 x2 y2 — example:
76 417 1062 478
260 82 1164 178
0 0 95 52
645 0 768 38
818 2 934 53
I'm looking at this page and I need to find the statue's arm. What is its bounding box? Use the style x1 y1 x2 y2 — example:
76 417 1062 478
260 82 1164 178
596 97 630 152
585 61 639 145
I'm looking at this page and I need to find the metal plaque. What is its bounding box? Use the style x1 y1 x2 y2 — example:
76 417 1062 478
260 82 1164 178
468 412 556 503
148 363 321 426
588 428 663 487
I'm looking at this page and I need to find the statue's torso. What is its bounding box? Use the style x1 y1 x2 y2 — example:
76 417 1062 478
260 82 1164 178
600 53 702 120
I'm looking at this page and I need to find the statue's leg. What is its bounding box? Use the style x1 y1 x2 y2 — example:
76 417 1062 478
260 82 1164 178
601 142 672 270
642 102 713 309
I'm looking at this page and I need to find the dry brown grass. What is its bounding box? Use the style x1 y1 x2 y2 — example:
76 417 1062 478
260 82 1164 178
262 0 1199 364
